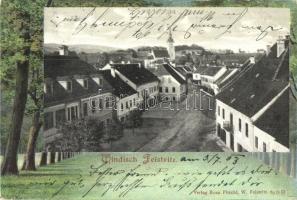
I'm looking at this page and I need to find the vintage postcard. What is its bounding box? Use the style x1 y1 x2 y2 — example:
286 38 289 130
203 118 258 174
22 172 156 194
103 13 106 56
1 2 297 200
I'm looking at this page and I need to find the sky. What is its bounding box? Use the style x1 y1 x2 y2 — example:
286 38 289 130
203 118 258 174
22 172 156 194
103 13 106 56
44 7 290 52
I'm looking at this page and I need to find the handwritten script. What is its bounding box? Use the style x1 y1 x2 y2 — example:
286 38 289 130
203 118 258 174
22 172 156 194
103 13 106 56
48 7 285 41
27 153 291 199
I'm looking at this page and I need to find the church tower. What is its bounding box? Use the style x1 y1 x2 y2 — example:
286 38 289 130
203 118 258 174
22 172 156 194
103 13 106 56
167 29 175 61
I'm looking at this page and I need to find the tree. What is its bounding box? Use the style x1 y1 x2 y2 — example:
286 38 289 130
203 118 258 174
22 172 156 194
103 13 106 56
1 1 33 175
56 118 105 152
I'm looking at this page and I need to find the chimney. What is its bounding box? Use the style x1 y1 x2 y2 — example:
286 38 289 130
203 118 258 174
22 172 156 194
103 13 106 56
266 45 271 56
59 45 69 56
249 56 255 64
276 36 285 58
111 66 116 78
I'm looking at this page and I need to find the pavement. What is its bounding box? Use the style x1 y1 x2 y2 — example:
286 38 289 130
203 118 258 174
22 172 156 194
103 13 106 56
137 84 226 152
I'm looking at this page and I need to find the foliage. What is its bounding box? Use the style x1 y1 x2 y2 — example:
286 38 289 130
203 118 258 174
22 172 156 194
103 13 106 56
125 110 143 128
0 0 45 155
55 118 105 152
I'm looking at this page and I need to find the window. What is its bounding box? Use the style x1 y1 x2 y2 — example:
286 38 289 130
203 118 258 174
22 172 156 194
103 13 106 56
173 96 176 101
172 87 176 93
222 109 225 119
83 79 88 89
230 113 233 126
105 97 112 108
99 98 103 110
55 109 65 126
239 118 242 132
44 112 54 130
263 142 267 152
165 87 169 93
218 106 220 116
83 102 88 116
91 100 96 113
67 105 78 121
121 103 124 110
133 98 136 106
245 123 249 137
99 78 103 85
255 136 258 148
126 101 129 109
66 81 72 92
130 100 132 107
159 87 162 93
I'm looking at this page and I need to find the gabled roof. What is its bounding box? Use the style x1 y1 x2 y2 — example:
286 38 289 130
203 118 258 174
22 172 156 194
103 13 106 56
113 64 159 86
44 55 113 107
163 64 186 84
254 88 289 148
201 67 222 76
101 70 137 98
44 55 95 78
148 64 186 84
217 42 289 118
152 49 170 58
193 66 208 73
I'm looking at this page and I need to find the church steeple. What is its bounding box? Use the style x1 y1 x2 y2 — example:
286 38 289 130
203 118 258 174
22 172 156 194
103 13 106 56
167 29 175 61
167 29 174 43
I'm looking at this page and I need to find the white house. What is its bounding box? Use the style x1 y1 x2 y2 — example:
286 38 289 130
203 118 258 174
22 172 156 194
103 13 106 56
215 37 290 152
44 53 114 147
192 66 227 94
101 70 138 122
148 64 187 102
102 63 160 108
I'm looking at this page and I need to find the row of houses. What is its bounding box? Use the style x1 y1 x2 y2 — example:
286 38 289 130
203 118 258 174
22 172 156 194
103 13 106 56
215 37 290 152
44 46 186 147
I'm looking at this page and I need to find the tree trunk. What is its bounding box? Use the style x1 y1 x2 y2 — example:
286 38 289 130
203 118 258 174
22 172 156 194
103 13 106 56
1 16 30 175
22 111 42 170
39 152 47 166
50 152 55 164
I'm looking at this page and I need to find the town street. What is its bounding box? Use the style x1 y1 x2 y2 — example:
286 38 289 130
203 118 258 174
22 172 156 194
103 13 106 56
109 83 227 152
138 83 226 152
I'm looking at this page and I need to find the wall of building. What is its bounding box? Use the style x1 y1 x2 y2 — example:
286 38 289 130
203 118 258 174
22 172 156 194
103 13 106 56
216 100 254 152
159 75 182 101
116 93 139 121
254 126 289 152
216 99 289 152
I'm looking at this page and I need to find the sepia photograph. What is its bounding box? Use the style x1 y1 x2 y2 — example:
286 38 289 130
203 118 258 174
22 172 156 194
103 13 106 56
43 7 290 152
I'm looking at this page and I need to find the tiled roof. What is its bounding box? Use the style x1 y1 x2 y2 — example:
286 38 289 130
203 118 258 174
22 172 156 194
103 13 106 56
44 55 95 78
101 70 137 98
113 64 159 86
201 67 222 76
193 65 222 76
44 55 113 107
148 64 186 84
217 42 289 118
163 64 186 84
254 88 289 148
152 49 170 58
